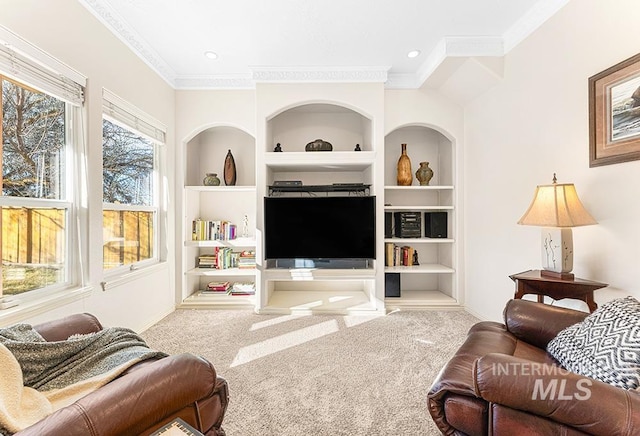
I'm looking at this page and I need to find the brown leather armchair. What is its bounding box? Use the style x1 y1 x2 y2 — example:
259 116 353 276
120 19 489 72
13 313 228 436
428 299 640 435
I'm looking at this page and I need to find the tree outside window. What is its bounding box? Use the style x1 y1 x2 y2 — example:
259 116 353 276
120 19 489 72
1 77 69 295
102 119 157 270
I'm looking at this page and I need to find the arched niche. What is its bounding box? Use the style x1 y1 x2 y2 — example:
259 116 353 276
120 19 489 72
185 125 256 186
266 103 373 153
384 124 454 186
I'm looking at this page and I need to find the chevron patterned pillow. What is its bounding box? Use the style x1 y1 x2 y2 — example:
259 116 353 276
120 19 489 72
547 296 640 390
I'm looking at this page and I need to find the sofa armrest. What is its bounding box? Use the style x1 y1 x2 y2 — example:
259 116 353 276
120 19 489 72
33 313 103 342
474 353 640 436
504 299 588 349
15 353 217 436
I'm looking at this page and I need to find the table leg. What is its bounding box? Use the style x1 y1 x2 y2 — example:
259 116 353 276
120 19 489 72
585 292 598 313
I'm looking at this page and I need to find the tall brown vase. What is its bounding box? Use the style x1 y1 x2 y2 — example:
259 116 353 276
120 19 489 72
223 149 237 186
396 143 412 186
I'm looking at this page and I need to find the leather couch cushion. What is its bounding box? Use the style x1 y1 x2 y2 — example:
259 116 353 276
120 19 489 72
444 394 487 435
492 404 591 436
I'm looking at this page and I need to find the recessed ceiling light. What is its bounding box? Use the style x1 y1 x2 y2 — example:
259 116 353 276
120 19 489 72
204 51 218 60
407 50 421 59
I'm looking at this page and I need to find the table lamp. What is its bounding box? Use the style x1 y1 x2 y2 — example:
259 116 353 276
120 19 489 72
517 174 597 280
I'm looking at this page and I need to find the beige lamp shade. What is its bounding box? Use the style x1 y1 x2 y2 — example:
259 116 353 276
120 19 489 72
518 176 596 277
518 182 597 228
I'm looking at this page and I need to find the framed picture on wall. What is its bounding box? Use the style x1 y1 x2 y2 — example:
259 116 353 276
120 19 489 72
589 52 640 167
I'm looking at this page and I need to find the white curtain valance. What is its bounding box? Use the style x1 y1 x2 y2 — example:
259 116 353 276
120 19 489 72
102 89 166 144
0 26 85 106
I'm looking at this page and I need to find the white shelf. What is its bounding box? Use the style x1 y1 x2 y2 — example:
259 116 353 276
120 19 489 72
384 185 454 190
186 267 256 276
182 124 258 308
185 185 256 192
384 290 459 309
385 205 453 211
264 151 376 171
181 291 256 308
264 268 376 281
385 237 454 244
385 264 454 274
384 124 457 307
185 237 256 248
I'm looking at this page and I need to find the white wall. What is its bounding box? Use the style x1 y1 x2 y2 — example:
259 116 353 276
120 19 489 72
0 0 176 331
464 0 640 321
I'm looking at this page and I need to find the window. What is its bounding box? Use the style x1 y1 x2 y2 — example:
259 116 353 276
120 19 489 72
0 73 82 297
102 90 165 272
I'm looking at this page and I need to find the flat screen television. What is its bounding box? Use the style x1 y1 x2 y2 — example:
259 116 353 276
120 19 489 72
264 196 376 263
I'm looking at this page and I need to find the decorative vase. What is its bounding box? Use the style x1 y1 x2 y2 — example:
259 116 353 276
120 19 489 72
305 138 333 152
396 143 413 186
223 149 237 186
415 161 434 186
203 173 221 186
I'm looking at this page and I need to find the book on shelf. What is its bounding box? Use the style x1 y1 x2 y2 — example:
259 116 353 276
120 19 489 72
230 282 255 296
385 243 415 267
205 281 231 292
197 248 256 270
238 250 256 269
192 219 237 241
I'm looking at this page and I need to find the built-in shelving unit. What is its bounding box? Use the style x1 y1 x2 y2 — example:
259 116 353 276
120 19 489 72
258 102 381 314
180 126 258 309
383 126 460 309
178 86 462 313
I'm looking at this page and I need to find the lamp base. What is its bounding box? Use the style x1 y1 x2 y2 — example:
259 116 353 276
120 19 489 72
540 269 575 280
540 227 574 274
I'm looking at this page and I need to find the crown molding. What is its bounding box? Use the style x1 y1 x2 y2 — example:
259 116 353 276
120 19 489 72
385 73 422 89
78 0 177 87
251 66 389 84
503 0 570 52
175 75 255 90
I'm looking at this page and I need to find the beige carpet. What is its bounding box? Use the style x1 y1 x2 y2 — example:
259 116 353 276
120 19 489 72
141 309 479 436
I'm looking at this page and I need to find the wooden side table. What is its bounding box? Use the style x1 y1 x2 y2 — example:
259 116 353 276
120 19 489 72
509 269 608 313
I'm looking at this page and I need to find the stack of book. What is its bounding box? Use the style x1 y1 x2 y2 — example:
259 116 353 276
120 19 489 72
238 250 256 269
198 247 235 269
230 282 255 296
203 281 231 294
197 254 217 268
385 242 416 267
192 219 237 241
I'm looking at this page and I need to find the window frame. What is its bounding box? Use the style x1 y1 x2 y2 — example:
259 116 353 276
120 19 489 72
101 91 165 277
0 76 82 301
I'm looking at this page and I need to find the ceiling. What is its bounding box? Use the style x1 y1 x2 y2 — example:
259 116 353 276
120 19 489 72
79 0 568 93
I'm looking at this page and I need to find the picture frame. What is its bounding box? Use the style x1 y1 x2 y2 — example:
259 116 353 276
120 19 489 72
589 52 640 167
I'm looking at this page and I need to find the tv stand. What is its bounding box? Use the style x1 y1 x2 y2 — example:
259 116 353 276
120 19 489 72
268 258 373 269
261 266 378 315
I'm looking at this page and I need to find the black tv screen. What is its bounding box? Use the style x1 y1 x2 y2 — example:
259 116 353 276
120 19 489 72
264 196 376 260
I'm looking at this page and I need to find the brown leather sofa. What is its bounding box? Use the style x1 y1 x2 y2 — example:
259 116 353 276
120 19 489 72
13 313 229 436
428 299 640 435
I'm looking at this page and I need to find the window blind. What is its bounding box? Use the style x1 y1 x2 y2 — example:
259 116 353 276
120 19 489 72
0 26 85 106
102 88 166 144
